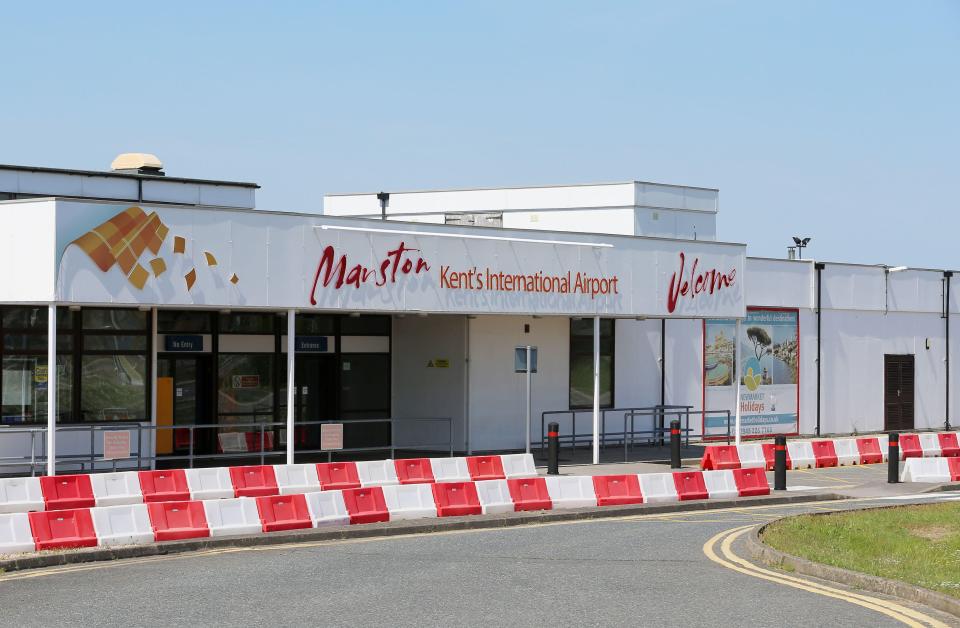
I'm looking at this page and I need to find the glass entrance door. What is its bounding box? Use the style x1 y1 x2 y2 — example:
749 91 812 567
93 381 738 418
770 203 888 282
158 355 213 455
294 355 337 450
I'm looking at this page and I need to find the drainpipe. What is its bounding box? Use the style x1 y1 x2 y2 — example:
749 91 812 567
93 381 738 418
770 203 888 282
945 271 953 431
815 262 825 437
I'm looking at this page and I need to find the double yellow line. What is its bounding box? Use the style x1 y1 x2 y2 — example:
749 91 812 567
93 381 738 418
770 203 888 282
703 525 950 628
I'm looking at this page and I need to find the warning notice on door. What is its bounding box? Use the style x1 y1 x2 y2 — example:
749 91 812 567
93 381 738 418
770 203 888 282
321 423 343 451
102 431 131 460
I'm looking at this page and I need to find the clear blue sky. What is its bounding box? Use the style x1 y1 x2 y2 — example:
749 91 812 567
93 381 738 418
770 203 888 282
2 2 957 267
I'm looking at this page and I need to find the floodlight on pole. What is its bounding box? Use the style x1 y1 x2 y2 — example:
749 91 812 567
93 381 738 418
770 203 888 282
792 236 811 259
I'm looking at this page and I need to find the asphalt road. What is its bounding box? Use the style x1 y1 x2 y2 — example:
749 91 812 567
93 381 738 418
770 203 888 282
2 490 957 627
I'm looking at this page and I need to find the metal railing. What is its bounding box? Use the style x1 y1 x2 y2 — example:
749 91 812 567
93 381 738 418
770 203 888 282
539 405 734 460
0 416 453 476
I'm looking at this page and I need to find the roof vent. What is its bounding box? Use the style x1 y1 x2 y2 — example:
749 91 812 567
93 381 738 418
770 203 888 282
110 153 165 176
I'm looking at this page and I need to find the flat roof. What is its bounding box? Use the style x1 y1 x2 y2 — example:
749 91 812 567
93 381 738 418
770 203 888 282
0 163 260 189
326 179 719 197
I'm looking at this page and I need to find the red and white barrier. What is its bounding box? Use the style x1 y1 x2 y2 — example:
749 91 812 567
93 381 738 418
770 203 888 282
0 465 774 555
185 468 234 501
702 432 960 471
900 457 960 483
0 476 43 514
274 464 322 495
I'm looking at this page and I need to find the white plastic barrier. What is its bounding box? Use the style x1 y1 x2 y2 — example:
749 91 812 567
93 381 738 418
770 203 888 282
474 479 514 515
702 470 738 500
735 444 766 469
0 512 35 554
544 476 596 509
832 439 861 466
185 467 235 500
786 442 816 469
91 504 154 547
501 454 539 479
381 484 437 520
273 464 321 495
91 471 144 507
203 497 262 537
637 473 680 503
900 458 951 483
305 491 350 527
0 476 43 514
918 433 942 458
356 460 399 487
429 457 471 483
218 432 247 453
879 435 904 461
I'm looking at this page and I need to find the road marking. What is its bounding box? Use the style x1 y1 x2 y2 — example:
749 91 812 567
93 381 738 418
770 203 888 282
703 525 949 628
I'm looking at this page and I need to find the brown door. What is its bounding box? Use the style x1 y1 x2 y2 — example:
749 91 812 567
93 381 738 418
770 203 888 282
884 354 915 431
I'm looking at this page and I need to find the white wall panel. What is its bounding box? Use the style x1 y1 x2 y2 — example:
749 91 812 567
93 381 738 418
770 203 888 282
0 200 56 302
745 259 812 309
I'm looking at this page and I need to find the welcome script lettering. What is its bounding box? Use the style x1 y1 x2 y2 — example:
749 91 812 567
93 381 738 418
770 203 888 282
666 252 736 313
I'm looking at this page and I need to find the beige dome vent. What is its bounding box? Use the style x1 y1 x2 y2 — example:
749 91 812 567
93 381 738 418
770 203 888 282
111 153 165 175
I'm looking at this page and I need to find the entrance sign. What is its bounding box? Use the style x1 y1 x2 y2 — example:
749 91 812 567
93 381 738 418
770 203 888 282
295 336 331 353
164 335 203 352
54 204 746 319
102 431 131 460
320 423 344 451
703 307 799 438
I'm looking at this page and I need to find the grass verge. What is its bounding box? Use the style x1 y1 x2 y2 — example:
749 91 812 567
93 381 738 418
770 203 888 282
762 503 960 599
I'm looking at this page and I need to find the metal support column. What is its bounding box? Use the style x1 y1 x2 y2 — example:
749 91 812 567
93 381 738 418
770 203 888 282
592 316 600 465
286 309 296 465
734 317 742 445
46 304 57 477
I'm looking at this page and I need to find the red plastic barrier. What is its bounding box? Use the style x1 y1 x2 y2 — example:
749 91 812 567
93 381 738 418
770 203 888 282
811 441 839 468
466 456 505 481
229 465 279 498
506 478 552 512
592 475 643 506
341 487 390 524
255 494 312 532
898 434 923 459
700 446 741 471
431 482 482 517
732 468 770 497
28 509 97 550
394 458 436 485
244 431 275 452
39 474 95 510
938 433 960 458
146 501 210 541
316 462 361 490
672 471 709 501
761 444 792 471
138 470 190 503
948 458 960 481
856 437 884 464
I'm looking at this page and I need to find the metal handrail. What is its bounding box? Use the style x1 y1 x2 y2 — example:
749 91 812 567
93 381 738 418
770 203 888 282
0 416 454 476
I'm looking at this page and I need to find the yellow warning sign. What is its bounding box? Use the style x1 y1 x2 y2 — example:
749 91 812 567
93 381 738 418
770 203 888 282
427 359 450 368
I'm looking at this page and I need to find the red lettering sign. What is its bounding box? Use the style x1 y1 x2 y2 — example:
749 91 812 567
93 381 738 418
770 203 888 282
310 242 430 304
666 252 736 313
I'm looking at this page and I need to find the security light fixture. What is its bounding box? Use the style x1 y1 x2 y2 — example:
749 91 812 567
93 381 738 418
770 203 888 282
792 236 811 259
888 266 908 273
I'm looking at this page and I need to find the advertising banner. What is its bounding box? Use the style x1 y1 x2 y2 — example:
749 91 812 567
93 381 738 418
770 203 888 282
703 307 799 438
53 201 746 319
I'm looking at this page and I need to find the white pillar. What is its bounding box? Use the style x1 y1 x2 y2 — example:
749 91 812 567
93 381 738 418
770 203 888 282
286 309 296 465
525 345 532 454
592 316 601 465
150 307 158 470
46 305 57 477
734 317 742 445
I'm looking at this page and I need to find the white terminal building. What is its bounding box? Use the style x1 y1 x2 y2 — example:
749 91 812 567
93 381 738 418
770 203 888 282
0 155 954 473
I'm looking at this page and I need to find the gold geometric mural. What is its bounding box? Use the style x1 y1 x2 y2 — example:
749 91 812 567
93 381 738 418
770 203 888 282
70 206 238 291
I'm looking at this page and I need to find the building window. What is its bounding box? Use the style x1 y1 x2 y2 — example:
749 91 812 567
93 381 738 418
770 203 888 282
78 308 149 422
217 354 275 424
0 306 73 424
569 318 614 409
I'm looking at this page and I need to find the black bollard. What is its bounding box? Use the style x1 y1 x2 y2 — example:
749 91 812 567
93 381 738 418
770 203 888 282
670 420 681 469
888 432 900 483
547 422 560 475
774 435 787 491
